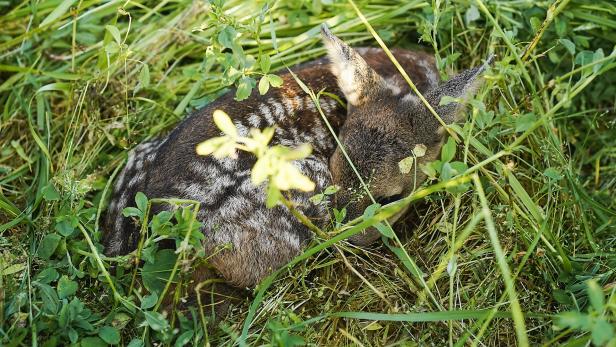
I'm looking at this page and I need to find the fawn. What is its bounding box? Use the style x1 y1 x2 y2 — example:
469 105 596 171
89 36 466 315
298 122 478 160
102 24 490 313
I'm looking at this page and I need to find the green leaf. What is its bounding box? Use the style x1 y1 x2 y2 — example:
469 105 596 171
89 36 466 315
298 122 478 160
447 256 457 276
587 279 605 312
398 156 414 174
141 292 158 310
55 220 74 237
80 337 107 347
439 95 459 106
38 233 62 260
309 193 324 205
99 326 120 345
593 48 605 73
57 275 78 299
288 69 312 95
139 64 150 88
260 54 271 73
127 339 144 347
41 183 60 201
324 185 340 195
196 137 229 156
575 50 595 67
34 267 59 284
37 283 59 314
10 140 31 164
212 109 238 137
559 38 576 55
217 25 237 49
58 302 69 328
383 238 428 280
105 42 120 54
105 25 122 45
333 208 346 224
363 203 381 219
364 321 383 331
441 162 456 181
235 76 255 101
144 311 168 332
278 143 312 161
413 144 427 157
258 76 270 95
266 74 283 88
544 167 563 180
174 330 194 347
465 5 480 24
212 142 237 159
592 319 614 346
507 171 543 222
122 207 142 218
515 113 537 133
553 289 573 305
420 162 437 179
441 137 456 163
69 328 78 343
449 161 468 174
141 249 177 294
135 192 148 213
375 222 394 238
40 0 76 27
530 17 542 32
112 312 132 330
556 311 591 330
1 263 25 276
265 184 282 208
272 162 315 192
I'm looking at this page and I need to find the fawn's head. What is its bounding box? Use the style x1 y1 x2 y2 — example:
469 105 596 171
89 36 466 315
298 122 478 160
321 25 492 245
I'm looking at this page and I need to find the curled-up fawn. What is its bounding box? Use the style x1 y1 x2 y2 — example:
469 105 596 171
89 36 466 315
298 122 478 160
102 24 491 316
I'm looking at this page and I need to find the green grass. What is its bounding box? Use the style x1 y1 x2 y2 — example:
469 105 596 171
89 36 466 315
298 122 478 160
1 0 616 346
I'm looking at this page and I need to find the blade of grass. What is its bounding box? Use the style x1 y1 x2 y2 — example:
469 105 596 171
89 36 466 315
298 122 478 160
472 174 529 347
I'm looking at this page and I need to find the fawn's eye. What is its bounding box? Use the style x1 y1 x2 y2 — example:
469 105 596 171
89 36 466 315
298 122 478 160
377 194 403 206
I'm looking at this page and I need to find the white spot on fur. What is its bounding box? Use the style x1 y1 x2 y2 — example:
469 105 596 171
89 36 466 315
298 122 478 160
177 182 213 204
267 98 285 120
402 93 419 104
189 160 217 178
282 97 295 114
218 157 238 171
234 121 249 136
127 171 145 188
113 194 128 230
247 113 261 128
418 59 439 87
385 76 402 95
259 104 275 125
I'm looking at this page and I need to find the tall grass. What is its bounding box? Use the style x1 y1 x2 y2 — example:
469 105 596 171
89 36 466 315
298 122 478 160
1 0 615 345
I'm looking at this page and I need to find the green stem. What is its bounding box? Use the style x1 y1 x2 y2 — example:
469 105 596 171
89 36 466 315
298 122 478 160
472 174 529 347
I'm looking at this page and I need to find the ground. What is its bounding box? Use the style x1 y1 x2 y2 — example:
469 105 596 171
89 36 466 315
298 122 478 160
1 0 615 346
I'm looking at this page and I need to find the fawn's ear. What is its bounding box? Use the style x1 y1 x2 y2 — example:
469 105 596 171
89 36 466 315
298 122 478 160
422 54 494 124
321 24 385 106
